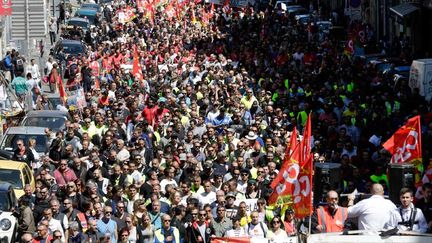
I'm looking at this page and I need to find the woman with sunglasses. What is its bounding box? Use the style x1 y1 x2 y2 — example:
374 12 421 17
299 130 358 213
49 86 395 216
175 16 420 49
268 216 288 240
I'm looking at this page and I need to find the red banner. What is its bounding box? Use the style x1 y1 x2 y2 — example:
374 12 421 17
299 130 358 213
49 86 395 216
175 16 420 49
212 237 250 243
0 0 12 16
382 115 422 164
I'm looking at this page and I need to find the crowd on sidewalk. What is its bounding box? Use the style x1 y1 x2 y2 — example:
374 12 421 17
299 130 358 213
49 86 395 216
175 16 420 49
2 0 432 242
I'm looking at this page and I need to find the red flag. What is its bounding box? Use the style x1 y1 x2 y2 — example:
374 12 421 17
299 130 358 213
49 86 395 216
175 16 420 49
58 78 67 104
0 0 12 16
268 141 301 205
300 114 311 166
293 153 313 218
132 46 143 81
382 115 422 164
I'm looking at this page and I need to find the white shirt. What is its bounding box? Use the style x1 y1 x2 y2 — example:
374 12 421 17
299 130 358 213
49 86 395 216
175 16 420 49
237 180 248 194
45 218 65 242
246 222 268 238
198 191 216 206
388 203 428 233
160 178 178 194
348 195 397 233
30 64 41 79
225 227 248 237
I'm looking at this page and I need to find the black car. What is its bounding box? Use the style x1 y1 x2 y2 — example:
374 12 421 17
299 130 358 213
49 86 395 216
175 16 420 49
50 39 87 60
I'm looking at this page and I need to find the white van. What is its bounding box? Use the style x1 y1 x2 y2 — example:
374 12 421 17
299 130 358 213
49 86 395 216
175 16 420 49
409 59 432 102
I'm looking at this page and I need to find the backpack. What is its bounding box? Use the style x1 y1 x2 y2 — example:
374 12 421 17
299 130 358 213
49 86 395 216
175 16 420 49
15 58 24 72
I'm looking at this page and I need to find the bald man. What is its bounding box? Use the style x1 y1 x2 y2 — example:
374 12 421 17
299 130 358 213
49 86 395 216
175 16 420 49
347 183 397 232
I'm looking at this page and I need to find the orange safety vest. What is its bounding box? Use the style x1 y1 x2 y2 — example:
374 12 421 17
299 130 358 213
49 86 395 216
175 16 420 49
317 206 347 233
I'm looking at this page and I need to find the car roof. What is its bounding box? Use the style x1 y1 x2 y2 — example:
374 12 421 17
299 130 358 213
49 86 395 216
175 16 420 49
5 126 47 135
0 160 27 170
81 3 99 7
316 21 332 24
68 17 90 23
0 182 13 191
24 110 69 118
59 39 83 45
76 8 97 15
44 93 60 98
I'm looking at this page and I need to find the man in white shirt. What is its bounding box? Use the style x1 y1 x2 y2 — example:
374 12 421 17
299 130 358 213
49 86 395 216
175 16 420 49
246 211 268 238
347 183 397 233
41 208 66 242
198 180 216 205
388 187 428 233
225 217 248 237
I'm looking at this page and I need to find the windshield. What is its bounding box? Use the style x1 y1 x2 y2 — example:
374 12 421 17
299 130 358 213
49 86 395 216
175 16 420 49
22 117 66 130
1 134 47 153
76 13 96 24
62 44 85 54
0 169 22 190
68 20 89 29
0 192 11 211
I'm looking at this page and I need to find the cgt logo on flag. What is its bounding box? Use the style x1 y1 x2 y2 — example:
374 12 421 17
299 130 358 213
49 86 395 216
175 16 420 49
0 0 11 16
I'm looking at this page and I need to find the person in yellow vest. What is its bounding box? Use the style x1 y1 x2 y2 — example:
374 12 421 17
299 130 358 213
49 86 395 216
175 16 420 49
240 89 258 110
154 214 180 243
314 190 348 233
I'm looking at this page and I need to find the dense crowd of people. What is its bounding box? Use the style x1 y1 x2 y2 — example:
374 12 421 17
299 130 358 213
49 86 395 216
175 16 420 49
2 0 432 242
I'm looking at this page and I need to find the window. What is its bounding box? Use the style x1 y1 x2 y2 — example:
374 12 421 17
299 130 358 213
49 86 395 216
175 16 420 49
0 169 22 189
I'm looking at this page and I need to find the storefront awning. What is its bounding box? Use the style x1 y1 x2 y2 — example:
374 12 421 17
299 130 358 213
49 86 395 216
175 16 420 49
389 3 419 18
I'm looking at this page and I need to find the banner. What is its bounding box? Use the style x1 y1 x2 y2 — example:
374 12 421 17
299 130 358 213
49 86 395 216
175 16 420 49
234 198 258 215
0 0 12 16
382 115 422 164
211 237 297 243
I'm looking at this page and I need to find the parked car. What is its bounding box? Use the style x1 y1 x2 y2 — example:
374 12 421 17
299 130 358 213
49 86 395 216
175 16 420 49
295 14 311 25
50 39 87 60
0 126 48 158
0 160 35 199
370 58 408 73
75 8 98 26
316 21 333 34
0 182 18 243
20 110 70 131
287 5 308 16
274 0 296 10
66 17 90 33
